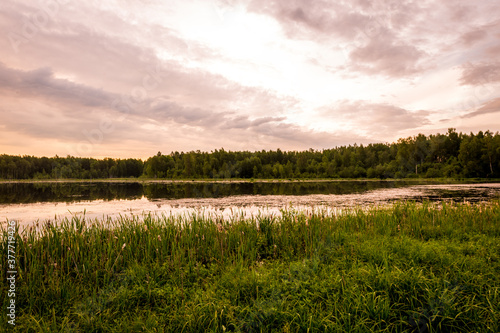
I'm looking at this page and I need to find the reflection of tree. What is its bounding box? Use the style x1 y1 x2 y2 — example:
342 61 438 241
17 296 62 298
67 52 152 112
141 181 417 201
0 181 418 204
0 183 143 204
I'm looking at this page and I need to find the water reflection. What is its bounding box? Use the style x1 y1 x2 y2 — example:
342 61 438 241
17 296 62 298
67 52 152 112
0 182 143 204
0 180 447 204
1 181 499 226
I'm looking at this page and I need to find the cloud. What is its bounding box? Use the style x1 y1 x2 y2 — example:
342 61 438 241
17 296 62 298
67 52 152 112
247 0 389 40
323 101 430 135
462 97 500 118
0 63 115 110
218 115 286 130
460 61 500 85
1 0 499 157
247 0 429 77
348 36 424 77
239 121 372 151
0 61 331 156
461 29 488 46
0 0 301 117
246 0 500 80
0 62 297 136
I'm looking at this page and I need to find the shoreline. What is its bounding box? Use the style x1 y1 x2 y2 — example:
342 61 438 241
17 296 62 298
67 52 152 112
1 177 497 184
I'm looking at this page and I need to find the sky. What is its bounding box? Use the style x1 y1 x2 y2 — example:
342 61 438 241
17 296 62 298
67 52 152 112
1 0 500 159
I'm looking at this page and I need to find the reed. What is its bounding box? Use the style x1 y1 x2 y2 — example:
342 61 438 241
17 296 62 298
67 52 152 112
1 201 499 332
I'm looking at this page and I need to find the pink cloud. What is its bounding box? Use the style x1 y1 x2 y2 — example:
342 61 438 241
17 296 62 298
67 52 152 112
462 97 500 118
460 62 500 85
1 0 500 157
348 36 424 77
461 29 488 46
323 101 430 135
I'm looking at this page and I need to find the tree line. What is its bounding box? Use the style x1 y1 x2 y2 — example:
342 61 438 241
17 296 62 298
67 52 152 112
1 129 499 180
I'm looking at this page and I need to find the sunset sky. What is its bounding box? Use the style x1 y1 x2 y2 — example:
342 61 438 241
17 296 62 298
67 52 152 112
1 0 500 159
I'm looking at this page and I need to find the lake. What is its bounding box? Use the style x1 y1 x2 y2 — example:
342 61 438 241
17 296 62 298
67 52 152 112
1 180 499 227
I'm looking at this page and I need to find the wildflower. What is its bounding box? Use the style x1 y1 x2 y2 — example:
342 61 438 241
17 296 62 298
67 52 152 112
122 243 127 250
158 235 162 242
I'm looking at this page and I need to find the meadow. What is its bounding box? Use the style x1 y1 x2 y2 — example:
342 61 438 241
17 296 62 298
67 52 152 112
1 201 499 332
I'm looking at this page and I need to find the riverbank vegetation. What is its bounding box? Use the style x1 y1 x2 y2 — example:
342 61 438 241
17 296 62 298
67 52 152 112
1 129 500 180
1 201 499 332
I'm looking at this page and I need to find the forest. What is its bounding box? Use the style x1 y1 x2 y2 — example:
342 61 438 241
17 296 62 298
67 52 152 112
1 129 499 180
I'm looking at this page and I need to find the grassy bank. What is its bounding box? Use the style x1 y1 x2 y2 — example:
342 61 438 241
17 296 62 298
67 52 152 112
1 202 500 332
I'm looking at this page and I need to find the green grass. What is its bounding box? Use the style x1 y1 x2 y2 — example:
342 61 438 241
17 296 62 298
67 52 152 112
1 201 499 332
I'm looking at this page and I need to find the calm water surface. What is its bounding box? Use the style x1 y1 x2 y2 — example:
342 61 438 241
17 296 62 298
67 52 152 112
1 180 499 226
